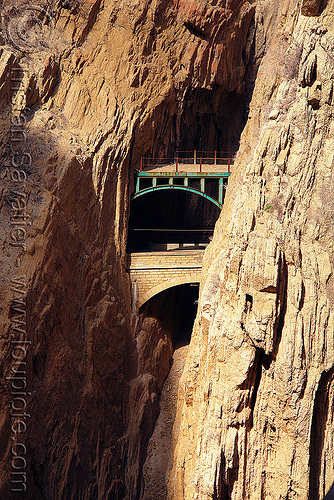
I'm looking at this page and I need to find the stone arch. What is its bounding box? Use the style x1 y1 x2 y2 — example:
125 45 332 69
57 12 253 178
138 272 201 307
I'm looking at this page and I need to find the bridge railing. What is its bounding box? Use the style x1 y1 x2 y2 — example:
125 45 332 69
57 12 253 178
140 151 236 172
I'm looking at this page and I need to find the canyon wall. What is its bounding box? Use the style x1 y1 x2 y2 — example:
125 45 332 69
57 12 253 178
0 0 257 498
169 0 334 499
0 0 333 499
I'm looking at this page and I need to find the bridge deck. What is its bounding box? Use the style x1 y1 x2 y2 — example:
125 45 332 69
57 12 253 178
127 250 204 269
139 152 235 173
141 163 230 174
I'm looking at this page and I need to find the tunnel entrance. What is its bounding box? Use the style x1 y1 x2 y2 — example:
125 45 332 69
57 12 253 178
138 283 199 500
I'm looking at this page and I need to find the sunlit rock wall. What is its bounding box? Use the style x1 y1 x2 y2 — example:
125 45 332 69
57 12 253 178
169 1 334 499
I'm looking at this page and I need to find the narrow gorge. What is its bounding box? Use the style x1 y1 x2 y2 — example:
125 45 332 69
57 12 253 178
0 0 334 499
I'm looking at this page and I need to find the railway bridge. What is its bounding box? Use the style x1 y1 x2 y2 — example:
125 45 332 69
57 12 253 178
127 152 233 311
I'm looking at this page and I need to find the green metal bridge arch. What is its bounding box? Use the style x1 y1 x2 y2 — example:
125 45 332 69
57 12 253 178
131 171 230 208
132 184 222 208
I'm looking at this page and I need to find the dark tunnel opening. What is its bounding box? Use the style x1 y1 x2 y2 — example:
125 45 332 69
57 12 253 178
139 283 199 348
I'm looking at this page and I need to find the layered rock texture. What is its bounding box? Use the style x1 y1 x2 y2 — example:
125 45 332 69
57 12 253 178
0 0 333 499
169 1 334 499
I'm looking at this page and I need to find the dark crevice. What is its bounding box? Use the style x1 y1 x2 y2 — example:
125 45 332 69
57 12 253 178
260 286 277 293
309 367 334 500
299 280 305 311
249 348 264 427
249 213 256 232
271 253 288 362
214 451 230 500
245 294 253 312
183 21 208 40
298 369 307 401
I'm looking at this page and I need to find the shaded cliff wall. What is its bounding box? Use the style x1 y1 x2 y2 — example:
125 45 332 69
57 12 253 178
169 1 334 499
0 0 262 498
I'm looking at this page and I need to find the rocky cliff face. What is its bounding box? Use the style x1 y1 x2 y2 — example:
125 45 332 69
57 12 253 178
169 1 334 499
0 0 333 498
0 0 256 498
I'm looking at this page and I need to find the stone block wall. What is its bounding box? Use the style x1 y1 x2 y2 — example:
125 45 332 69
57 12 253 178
127 251 204 307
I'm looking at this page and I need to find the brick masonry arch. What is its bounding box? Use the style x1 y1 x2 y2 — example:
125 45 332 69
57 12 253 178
127 251 204 311
138 272 201 307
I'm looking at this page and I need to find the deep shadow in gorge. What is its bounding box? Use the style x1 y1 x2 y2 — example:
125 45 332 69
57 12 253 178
126 58 256 495
136 284 199 499
177 87 249 154
136 82 256 166
138 284 199 350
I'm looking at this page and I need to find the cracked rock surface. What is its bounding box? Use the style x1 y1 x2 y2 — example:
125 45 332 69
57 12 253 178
0 0 333 499
169 2 334 499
